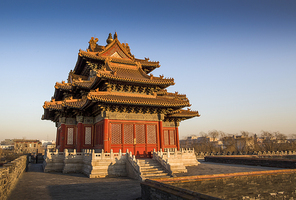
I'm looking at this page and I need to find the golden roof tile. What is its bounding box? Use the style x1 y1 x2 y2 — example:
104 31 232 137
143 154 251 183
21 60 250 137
87 91 190 107
55 81 72 90
95 61 174 86
168 108 200 118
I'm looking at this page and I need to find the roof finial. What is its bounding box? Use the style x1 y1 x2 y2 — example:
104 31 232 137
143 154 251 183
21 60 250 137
106 33 113 44
113 32 118 39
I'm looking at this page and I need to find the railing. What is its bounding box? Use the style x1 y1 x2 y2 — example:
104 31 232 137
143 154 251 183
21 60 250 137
156 148 195 159
152 149 173 176
126 150 142 180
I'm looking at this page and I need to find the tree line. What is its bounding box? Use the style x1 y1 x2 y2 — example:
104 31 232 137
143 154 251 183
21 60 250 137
182 130 296 153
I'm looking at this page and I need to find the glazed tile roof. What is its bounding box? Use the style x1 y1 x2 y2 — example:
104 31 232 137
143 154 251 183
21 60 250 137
167 109 200 118
43 33 200 122
43 91 191 111
55 82 72 90
87 91 190 107
72 76 97 88
96 61 174 86
54 76 97 91
43 100 63 110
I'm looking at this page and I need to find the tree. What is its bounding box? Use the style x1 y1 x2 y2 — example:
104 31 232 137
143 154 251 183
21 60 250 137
208 130 219 140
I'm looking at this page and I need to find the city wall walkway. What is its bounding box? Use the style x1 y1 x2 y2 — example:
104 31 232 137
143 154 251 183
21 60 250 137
7 164 142 200
7 161 283 200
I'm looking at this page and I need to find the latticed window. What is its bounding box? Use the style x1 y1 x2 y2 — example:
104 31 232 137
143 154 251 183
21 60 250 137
164 130 169 145
135 124 145 144
147 124 157 144
111 123 122 144
67 127 74 145
85 127 92 145
169 130 175 145
124 124 133 144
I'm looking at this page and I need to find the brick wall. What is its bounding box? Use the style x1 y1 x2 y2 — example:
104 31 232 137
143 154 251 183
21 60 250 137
0 155 27 200
142 169 296 199
141 179 222 200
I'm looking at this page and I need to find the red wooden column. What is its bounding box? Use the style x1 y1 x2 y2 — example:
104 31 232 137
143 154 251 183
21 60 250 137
60 123 66 152
77 124 83 152
76 116 84 152
176 127 180 150
103 119 109 152
56 128 59 148
159 121 164 150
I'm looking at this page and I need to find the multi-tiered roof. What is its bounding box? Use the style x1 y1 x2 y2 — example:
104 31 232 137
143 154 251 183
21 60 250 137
42 33 199 122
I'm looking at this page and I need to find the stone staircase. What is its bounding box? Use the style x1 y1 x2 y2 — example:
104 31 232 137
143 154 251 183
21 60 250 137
138 159 171 180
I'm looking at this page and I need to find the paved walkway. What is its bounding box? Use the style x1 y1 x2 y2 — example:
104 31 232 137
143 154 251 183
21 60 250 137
7 161 284 200
175 160 284 176
8 164 142 200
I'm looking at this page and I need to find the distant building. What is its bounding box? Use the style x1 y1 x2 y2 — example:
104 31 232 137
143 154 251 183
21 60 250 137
0 144 14 150
14 139 42 154
180 136 220 149
1 139 14 145
46 144 56 152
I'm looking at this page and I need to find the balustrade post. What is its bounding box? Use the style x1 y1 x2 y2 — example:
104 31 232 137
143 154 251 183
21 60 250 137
119 149 122 158
110 149 114 159
92 149 96 160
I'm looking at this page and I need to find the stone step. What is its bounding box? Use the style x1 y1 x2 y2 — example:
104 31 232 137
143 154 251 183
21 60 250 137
90 169 108 173
139 164 160 168
137 158 170 179
141 171 166 175
143 175 171 179
92 165 109 170
141 168 164 172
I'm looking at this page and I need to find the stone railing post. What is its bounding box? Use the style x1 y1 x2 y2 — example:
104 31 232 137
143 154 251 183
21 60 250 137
92 149 96 160
64 149 68 157
119 149 122 158
110 149 114 159
101 149 104 159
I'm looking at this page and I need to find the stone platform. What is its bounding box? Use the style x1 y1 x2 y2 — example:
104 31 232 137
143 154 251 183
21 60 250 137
7 161 286 200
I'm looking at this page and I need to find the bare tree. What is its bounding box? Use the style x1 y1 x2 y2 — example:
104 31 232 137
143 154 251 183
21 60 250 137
208 130 219 140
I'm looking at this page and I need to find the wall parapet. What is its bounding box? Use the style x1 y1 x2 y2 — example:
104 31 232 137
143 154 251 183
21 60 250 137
0 155 27 200
196 150 296 158
142 169 296 199
205 156 296 168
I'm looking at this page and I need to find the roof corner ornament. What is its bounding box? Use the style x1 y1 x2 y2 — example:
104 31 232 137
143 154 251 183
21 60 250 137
113 32 118 40
122 43 134 58
88 37 99 52
106 33 113 45
149 74 154 80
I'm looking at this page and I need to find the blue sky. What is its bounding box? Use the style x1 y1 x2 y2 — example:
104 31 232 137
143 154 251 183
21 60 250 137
0 0 295 141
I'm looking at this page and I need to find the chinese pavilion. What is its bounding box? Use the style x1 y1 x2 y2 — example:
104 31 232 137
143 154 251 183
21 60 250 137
42 33 199 156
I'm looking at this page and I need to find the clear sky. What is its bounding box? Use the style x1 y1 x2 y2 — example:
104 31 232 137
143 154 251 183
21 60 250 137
0 0 295 141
